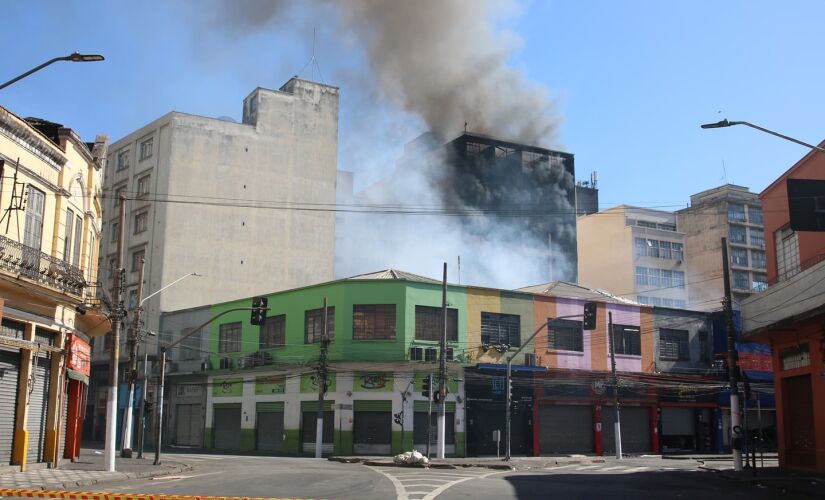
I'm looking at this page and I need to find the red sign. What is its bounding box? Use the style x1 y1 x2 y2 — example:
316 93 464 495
737 352 772 372
68 334 91 376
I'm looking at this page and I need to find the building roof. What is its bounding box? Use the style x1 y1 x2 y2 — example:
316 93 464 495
345 269 442 284
516 281 641 305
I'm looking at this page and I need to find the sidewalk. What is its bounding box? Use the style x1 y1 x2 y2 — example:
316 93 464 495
330 454 606 471
0 449 190 490
709 466 824 498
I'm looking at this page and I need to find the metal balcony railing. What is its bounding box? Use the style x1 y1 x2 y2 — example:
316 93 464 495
0 233 85 295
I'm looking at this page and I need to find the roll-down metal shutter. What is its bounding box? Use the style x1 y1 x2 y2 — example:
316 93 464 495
353 400 392 455
0 349 20 465
256 402 285 453
539 405 593 454
58 379 68 461
300 400 334 455
212 404 242 451
27 354 51 463
661 407 695 436
603 406 651 454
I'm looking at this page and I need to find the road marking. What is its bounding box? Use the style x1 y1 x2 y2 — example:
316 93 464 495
366 466 503 500
0 489 299 500
543 464 575 470
621 466 651 473
574 465 600 470
601 466 627 471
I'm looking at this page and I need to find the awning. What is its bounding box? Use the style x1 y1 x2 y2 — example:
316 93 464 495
67 367 89 385
0 334 62 353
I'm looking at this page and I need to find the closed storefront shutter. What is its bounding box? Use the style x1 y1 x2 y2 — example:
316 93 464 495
0 349 20 465
603 406 651 454
175 404 204 447
353 400 392 455
27 354 51 463
662 407 695 436
300 400 334 455
212 404 242 451
58 379 68 461
539 405 593 454
256 402 285 453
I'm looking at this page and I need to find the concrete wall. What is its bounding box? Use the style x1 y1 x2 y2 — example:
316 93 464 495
99 78 339 345
652 308 713 374
577 207 634 296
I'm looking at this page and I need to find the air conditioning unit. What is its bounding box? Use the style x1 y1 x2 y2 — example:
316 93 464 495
524 353 537 366
410 346 423 361
425 348 437 363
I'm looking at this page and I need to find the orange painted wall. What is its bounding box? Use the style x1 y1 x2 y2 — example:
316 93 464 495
640 306 655 373
590 302 608 372
532 295 556 368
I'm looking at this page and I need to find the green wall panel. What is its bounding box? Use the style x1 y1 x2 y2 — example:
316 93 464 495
203 427 213 449
455 431 465 457
240 428 255 451
283 429 300 456
336 430 353 456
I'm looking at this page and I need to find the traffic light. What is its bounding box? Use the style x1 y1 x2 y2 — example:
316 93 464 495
422 374 432 398
144 400 154 416
394 412 403 426
583 302 597 330
250 296 268 326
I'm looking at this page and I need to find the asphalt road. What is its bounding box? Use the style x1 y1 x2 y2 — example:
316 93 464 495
43 454 814 500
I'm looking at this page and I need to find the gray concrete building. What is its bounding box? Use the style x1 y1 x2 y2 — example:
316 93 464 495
676 184 766 310
89 78 339 436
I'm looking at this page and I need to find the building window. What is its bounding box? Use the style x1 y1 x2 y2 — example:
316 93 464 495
751 273 768 292
218 322 242 353
134 211 148 234
731 248 748 267
547 318 583 352
728 203 746 222
110 221 119 242
775 225 800 281
117 150 130 171
672 242 684 261
137 174 150 196
179 327 201 361
729 225 746 244
260 314 286 349
750 228 765 248
131 249 145 272
732 270 749 290
128 289 138 310
659 329 689 361
699 330 709 362
305 307 335 343
635 267 684 289
139 138 153 160
415 306 458 342
780 343 810 371
750 250 766 269
612 324 641 356
352 304 396 340
63 209 74 262
481 312 520 347
72 215 82 266
748 206 763 225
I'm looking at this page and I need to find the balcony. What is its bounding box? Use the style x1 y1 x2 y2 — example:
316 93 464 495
0 234 85 296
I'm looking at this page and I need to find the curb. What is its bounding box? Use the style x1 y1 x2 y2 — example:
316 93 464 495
7 463 193 491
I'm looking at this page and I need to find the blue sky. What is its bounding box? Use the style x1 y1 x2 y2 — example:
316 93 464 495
2 0 824 209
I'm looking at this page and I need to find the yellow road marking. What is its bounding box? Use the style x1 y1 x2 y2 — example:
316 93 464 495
0 489 309 500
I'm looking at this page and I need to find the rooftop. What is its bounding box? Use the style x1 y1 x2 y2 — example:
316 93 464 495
516 281 641 305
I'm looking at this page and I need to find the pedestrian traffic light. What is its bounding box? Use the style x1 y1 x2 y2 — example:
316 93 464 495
250 296 268 326
394 412 403 426
422 374 432 398
583 302 597 330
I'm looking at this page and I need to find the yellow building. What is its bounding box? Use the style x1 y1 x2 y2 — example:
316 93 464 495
0 105 108 470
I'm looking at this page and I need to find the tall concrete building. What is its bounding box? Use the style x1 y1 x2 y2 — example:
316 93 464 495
90 78 339 442
577 206 688 307
676 184 766 310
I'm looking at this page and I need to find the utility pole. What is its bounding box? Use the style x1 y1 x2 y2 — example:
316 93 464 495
722 237 743 471
104 194 126 472
437 263 447 459
315 297 329 459
426 374 433 460
121 257 145 457
608 311 622 459
135 337 149 459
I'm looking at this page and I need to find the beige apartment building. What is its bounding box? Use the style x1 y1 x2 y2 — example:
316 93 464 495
676 184 765 310
577 206 688 308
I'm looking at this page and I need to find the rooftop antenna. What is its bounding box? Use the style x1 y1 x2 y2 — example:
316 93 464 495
298 27 325 83
721 158 728 184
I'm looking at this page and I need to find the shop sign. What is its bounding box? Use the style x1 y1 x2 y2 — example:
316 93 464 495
213 378 243 397
255 376 286 395
176 384 204 397
68 334 91 376
355 372 393 392
300 372 336 393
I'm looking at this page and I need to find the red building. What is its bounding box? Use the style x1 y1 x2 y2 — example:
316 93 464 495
742 140 825 471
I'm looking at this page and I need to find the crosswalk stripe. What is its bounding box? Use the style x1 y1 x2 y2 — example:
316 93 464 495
574 465 600 470
621 466 650 473
601 466 627 471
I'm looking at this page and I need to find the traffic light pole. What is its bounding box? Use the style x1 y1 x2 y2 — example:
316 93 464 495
121 258 145 457
104 195 126 472
152 306 265 465
505 312 592 461
722 237 744 471
426 374 433 460
437 263 447 459
608 311 622 459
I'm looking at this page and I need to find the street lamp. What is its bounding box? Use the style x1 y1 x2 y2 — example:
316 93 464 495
701 119 825 153
0 52 105 90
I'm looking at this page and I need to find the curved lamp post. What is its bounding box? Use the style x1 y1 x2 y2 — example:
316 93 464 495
0 52 105 90
701 119 825 153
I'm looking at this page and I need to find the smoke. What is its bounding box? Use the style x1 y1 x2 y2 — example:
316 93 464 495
210 0 574 288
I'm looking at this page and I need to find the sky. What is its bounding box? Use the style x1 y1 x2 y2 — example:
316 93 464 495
3 0 824 211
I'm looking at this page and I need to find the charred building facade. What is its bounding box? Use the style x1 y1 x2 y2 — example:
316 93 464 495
438 133 578 282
